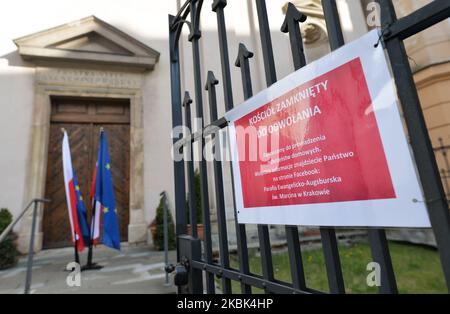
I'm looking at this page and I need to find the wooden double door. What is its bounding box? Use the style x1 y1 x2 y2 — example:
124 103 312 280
43 97 130 249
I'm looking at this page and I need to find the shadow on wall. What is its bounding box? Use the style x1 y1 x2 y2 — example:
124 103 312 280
0 50 35 68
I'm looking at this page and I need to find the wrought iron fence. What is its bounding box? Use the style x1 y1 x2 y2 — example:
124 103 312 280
434 137 450 204
167 0 450 294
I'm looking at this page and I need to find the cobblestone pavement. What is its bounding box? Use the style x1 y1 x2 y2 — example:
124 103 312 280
0 244 177 294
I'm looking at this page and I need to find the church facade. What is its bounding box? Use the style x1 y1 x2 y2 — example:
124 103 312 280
0 0 448 252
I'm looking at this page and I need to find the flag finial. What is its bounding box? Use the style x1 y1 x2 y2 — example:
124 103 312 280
100 127 104 132
61 128 66 133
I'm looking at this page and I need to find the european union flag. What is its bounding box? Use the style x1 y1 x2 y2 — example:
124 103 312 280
72 174 91 245
93 130 121 250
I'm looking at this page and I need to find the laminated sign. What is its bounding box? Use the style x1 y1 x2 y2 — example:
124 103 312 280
225 30 430 227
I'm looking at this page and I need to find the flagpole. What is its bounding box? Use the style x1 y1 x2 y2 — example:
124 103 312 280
83 208 102 270
85 159 96 269
82 127 104 271
86 219 94 267
74 237 80 265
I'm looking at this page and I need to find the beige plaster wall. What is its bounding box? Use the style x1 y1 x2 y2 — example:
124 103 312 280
394 0 450 194
398 1 450 161
0 0 178 249
394 0 450 73
0 64 35 227
415 63 450 162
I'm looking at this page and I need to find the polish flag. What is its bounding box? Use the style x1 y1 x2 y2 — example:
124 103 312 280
62 131 86 252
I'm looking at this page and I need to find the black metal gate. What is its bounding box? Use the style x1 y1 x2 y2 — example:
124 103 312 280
168 0 450 294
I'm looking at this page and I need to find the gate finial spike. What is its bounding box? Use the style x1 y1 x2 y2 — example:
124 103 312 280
281 2 307 70
182 91 193 107
212 0 227 12
281 2 307 34
205 71 219 91
235 43 254 67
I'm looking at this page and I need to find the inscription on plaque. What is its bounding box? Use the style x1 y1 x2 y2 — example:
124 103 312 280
37 68 142 89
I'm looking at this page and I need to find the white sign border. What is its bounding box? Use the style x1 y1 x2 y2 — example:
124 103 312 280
226 30 430 228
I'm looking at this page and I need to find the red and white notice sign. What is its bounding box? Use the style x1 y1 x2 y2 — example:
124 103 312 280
226 30 430 227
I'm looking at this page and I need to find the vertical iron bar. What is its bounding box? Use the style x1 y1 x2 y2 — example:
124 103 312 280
321 0 345 51
320 0 348 294
188 0 215 294
281 3 307 70
236 44 254 100
213 0 252 294
170 12 190 294
254 0 279 286
235 42 274 285
212 0 234 111
162 192 170 285
206 71 232 293
257 226 274 285
169 15 187 240
284 226 306 290
179 235 203 294
255 0 277 86
378 0 450 291
256 0 308 290
279 3 310 290
322 0 398 293
24 201 38 294
183 92 198 239
368 229 398 293
320 228 345 293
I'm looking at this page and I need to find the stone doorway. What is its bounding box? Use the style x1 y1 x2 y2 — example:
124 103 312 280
43 97 130 249
13 15 160 252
